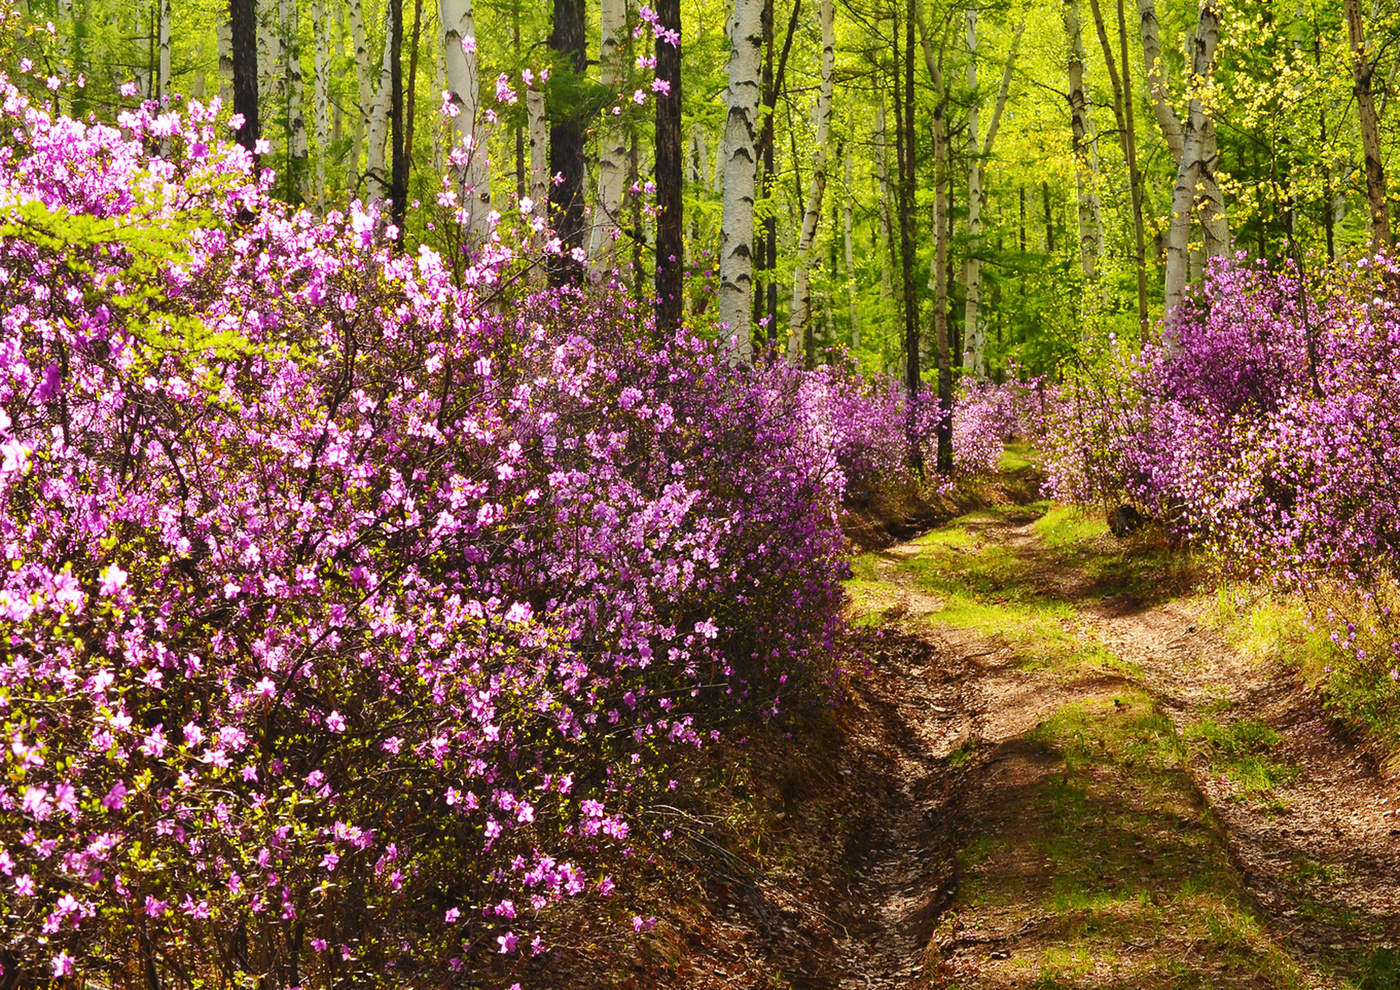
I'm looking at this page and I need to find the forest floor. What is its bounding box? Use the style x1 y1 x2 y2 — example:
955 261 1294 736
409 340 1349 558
651 456 1400 989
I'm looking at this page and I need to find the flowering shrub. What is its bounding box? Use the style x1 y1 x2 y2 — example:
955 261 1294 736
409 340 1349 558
0 79 867 987
1043 257 1400 722
950 378 1043 477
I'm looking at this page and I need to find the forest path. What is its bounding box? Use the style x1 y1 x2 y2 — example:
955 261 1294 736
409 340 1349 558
825 498 1400 990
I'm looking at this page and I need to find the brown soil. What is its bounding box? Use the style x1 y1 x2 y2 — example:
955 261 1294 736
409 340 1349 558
649 498 1400 989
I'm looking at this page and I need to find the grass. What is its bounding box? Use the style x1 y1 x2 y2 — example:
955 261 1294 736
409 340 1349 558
846 505 1141 680
934 689 1312 988
1033 504 1197 603
1211 584 1400 760
1182 716 1300 803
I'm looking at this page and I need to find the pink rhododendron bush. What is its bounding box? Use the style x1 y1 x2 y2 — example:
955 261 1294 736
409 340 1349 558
1042 258 1400 724
0 84 870 986
951 377 1044 477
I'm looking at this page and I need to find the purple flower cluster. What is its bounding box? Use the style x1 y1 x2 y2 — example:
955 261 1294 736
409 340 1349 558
0 84 869 986
951 378 1043 477
1045 256 1400 672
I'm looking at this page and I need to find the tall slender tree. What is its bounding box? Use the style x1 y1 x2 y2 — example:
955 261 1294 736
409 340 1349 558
591 0 630 267
1344 0 1391 250
719 0 764 359
230 0 260 157
790 0 835 366
654 0 684 332
442 0 492 245
548 0 588 284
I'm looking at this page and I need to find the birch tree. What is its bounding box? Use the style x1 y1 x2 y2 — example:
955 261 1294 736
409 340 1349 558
158 0 171 101
364 16 396 202
282 0 310 201
527 86 548 212
312 0 331 207
718 0 764 359
218 12 234 108
1158 0 1223 317
1344 0 1391 250
442 0 491 242
789 0 835 364
961 9 1023 378
590 0 629 267
1140 0 1229 317
1064 0 1104 283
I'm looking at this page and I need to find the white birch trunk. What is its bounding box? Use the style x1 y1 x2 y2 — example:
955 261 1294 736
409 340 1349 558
348 0 376 189
217 11 234 109
283 0 310 200
364 11 395 203
788 0 835 360
1142 0 1229 289
590 0 630 266
527 86 548 214
1065 0 1103 281
313 0 332 207
158 0 171 101
258 0 279 116
843 149 859 357
1137 0 1185 159
441 0 492 241
1164 0 1222 320
719 0 764 360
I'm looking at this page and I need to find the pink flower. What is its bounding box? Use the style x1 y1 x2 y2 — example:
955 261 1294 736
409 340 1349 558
325 710 346 733
51 951 74 978
497 930 519 953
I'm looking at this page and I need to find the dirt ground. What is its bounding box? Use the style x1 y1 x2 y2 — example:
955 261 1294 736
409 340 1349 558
652 492 1400 989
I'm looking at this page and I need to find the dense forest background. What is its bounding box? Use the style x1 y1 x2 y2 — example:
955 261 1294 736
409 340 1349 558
10 0 1391 379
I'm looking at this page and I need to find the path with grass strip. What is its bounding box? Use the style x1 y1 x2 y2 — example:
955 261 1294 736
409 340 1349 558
838 499 1400 990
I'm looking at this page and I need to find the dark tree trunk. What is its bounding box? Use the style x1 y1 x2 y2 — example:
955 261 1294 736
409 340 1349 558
549 0 588 284
389 0 408 242
892 6 925 474
654 0 683 333
229 0 259 156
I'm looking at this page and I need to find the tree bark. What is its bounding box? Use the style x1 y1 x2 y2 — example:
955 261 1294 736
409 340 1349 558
441 0 492 243
527 87 548 213
590 0 630 267
1064 0 1103 283
548 0 588 284
654 0 684 332
283 0 310 202
389 0 408 237
218 10 235 109
1345 0 1391 250
1163 0 1222 319
313 0 331 207
364 11 395 202
719 0 764 359
961 11 1023 377
789 0 834 364
158 0 171 101
230 0 260 156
